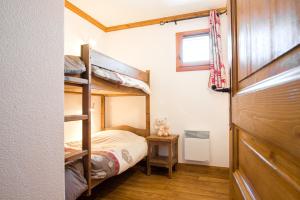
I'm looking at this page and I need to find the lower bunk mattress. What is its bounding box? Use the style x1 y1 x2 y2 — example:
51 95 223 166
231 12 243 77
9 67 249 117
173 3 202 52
65 130 147 200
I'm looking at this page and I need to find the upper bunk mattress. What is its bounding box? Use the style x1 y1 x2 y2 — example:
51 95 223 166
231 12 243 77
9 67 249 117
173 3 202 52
65 130 147 180
64 55 86 74
64 55 151 94
92 66 151 94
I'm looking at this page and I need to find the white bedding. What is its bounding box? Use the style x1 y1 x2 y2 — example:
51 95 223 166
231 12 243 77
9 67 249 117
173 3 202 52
116 72 151 94
91 130 147 174
92 66 151 94
65 130 147 179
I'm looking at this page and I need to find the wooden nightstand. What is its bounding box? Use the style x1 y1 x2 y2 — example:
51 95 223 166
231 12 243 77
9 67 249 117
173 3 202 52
146 134 179 178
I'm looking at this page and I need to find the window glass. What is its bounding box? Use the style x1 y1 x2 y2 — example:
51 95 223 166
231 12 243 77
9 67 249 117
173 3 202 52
182 34 209 64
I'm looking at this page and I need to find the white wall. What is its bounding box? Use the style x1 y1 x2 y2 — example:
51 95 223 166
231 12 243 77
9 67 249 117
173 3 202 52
64 94 102 142
0 0 64 199
104 16 229 167
64 8 106 141
64 8 106 55
64 9 229 167
106 96 146 129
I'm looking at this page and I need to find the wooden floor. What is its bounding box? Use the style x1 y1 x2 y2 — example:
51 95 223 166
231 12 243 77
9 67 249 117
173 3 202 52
82 163 230 200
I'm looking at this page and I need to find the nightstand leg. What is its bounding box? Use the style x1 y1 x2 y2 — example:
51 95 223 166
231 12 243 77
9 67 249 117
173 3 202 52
147 155 151 176
168 167 172 178
147 142 151 176
168 142 173 178
173 164 177 171
174 141 178 171
147 164 151 176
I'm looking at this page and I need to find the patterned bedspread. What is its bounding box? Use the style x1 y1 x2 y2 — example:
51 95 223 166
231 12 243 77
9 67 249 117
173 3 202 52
65 130 147 180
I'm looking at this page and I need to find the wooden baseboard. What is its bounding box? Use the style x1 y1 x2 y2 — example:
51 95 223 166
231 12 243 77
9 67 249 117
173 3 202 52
177 163 230 171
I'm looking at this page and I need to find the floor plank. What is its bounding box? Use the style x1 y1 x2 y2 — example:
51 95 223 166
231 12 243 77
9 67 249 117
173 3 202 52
82 164 230 200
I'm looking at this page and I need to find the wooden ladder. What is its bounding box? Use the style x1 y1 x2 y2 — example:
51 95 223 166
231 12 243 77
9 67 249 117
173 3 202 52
64 44 92 195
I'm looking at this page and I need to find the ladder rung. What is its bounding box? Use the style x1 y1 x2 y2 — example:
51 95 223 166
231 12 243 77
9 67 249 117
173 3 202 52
64 76 88 86
64 115 88 122
65 149 88 165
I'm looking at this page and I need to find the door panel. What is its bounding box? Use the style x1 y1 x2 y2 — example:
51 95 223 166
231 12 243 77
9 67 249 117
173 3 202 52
271 0 300 58
238 46 300 91
232 77 300 159
236 0 250 81
235 0 300 81
238 130 299 199
249 0 272 73
229 0 300 199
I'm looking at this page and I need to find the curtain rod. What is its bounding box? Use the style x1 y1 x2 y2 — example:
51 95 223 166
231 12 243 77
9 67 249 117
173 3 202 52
160 8 227 26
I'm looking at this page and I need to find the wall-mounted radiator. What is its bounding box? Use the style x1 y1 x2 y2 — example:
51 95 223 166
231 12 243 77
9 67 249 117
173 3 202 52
184 130 210 162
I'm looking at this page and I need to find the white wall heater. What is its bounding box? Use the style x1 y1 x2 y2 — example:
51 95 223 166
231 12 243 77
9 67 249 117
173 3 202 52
184 130 210 162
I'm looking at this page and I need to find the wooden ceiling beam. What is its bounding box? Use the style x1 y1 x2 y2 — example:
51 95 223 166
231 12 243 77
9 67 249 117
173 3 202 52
64 0 226 32
65 0 107 32
106 7 227 32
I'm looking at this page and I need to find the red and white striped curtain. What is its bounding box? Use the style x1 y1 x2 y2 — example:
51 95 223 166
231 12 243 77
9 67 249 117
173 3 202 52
208 10 227 90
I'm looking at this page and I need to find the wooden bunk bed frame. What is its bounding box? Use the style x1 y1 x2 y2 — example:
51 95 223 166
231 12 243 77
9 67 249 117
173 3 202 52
64 44 150 195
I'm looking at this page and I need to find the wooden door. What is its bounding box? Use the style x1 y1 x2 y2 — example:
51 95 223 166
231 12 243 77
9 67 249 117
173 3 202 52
228 0 300 199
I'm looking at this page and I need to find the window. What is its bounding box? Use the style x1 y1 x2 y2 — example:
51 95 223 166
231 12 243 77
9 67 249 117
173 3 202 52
176 29 210 72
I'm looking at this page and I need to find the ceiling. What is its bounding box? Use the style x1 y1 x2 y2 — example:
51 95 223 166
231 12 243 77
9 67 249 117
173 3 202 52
68 0 226 26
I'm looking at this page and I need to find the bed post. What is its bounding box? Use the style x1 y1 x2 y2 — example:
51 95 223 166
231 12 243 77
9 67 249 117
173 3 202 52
146 70 150 136
101 95 106 130
81 44 92 195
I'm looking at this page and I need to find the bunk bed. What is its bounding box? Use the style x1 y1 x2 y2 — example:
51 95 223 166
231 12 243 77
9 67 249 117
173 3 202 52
64 44 150 200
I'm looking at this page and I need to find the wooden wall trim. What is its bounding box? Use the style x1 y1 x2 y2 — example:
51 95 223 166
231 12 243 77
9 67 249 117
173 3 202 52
176 163 229 172
65 0 107 32
106 7 226 32
64 0 226 32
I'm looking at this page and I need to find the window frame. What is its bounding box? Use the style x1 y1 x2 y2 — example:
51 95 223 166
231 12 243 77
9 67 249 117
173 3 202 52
176 29 210 72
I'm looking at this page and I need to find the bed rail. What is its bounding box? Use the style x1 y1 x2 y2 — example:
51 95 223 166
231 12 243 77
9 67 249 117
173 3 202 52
90 49 149 83
105 125 149 137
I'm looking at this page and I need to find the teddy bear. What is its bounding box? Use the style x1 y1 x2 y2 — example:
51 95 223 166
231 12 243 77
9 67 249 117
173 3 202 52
154 118 171 137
